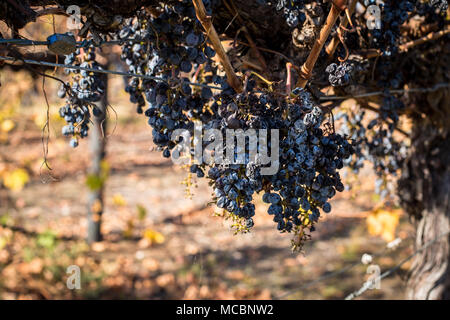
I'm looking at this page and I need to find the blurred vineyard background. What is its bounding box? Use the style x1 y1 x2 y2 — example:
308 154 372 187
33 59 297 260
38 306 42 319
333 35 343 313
0 16 414 300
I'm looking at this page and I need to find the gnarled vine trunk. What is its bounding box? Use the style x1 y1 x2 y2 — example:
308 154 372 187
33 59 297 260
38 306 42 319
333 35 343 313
398 107 450 299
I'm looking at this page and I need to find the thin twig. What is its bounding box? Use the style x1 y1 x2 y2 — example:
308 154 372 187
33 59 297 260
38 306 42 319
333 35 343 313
0 55 223 90
276 236 412 300
0 38 157 47
345 230 450 300
192 0 243 93
0 38 48 46
3 54 447 106
224 13 239 32
39 73 58 183
242 59 264 72
319 82 450 101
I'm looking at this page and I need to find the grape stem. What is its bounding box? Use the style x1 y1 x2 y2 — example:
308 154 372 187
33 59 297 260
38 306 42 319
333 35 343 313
325 0 357 60
286 62 293 95
191 63 203 84
192 0 243 93
296 2 345 88
250 71 274 90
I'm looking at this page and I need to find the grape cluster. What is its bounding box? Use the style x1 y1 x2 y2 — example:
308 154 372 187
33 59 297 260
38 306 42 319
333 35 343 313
338 103 407 197
265 88 353 233
364 0 415 56
275 0 306 28
325 62 353 87
202 87 278 231
209 165 258 230
115 3 356 242
191 87 352 237
116 3 225 157
144 79 220 157
57 45 105 147
119 3 216 113
429 0 448 13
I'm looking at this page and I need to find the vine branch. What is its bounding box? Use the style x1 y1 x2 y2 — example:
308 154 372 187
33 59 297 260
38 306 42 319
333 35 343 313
192 0 243 93
399 25 450 51
325 0 357 59
296 1 346 88
356 25 450 59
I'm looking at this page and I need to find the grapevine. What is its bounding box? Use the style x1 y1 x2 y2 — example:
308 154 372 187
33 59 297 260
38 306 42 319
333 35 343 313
1 0 447 253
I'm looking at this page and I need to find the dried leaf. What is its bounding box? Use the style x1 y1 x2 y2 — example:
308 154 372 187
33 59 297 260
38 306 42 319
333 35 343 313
112 194 127 206
3 168 29 191
1 119 15 132
367 207 401 242
143 229 165 245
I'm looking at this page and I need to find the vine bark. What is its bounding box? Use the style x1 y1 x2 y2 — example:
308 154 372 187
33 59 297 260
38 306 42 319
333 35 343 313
398 112 450 299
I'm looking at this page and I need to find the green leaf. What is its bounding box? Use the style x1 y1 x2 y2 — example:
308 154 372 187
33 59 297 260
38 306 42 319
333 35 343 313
137 204 147 221
86 174 104 191
36 230 58 249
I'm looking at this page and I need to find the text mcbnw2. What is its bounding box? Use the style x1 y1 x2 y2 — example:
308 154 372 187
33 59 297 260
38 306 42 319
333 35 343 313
176 303 274 317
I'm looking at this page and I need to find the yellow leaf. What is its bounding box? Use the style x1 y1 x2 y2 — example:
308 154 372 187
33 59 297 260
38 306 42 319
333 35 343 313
123 219 134 239
367 208 401 242
1 119 15 132
33 113 48 128
143 229 165 245
3 168 30 191
0 237 7 250
112 193 127 206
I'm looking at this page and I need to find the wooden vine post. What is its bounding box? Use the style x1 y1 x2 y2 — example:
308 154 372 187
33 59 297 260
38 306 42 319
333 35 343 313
192 0 243 93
